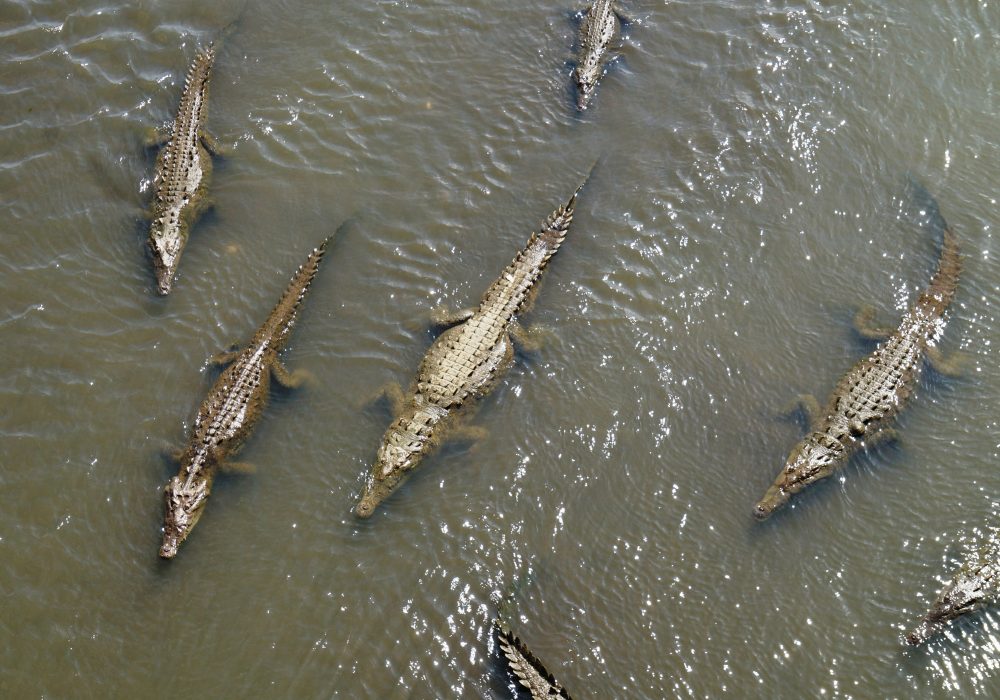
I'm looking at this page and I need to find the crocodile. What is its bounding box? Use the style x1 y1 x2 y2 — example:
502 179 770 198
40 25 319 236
495 618 573 699
146 44 222 295
754 186 961 520
355 169 592 518
573 0 630 110
906 535 1000 646
159 240 329 558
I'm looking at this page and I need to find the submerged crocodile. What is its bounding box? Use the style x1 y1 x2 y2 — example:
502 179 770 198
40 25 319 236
573 0 631 110
495 618 573 699
754 186 961 520
355 170 592 518
146 44 222 295
907 535 1000 646
159 240 329 558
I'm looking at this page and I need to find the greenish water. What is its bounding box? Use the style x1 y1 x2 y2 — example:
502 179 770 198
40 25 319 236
1 0 998 697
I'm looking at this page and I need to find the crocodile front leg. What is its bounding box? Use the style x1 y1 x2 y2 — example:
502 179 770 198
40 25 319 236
613 4 638 24
853 305 894 341
271 361 312 389
209 344 242 368
143 126 170 149
781 393 821 430
430 306 476 328
199 130 224 157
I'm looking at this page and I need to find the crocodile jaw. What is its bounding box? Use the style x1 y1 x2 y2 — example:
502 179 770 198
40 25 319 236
754 437 838 520
148 215 184 295
355 438 421 518
160 476 208 558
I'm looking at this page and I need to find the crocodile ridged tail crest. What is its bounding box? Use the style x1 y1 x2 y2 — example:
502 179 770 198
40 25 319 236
261 237 331 348
495 618 573 699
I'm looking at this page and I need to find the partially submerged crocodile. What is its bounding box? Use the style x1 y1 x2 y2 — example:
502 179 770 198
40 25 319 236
159 240 329 558
907 535 1000 646
355 170 592 518
754 187 961 520
573 0 630 110
495 618 573 699
146 44 221 295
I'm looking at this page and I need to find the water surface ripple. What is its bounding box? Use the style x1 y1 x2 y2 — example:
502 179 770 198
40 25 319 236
1 0 998 697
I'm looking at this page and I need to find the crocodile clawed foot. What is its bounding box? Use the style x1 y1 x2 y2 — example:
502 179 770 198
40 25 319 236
853 305 894 341
208 346 241 368
927 347 965 378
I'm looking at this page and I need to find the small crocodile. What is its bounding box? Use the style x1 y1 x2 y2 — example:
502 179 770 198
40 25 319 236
754 186 961 520
146 44 222 295
573 0 630 110
159 240 329 558
495 618 573 699
355 170 592 518
906 536 1000 646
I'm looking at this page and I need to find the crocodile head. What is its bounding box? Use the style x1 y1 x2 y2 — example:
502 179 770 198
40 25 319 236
160 475 209 558
148 210 185 295
355 437 421 519
906 565 994 645
574 66 599 111
754 432 842 520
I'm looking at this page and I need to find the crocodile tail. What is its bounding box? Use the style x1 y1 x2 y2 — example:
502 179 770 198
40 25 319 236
535 160 597 250
494 618 572 699
909 181 961 315
266 238 331 346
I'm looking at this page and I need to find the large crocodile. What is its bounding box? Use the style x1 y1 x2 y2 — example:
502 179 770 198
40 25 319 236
495 618 573 699
355 170 592 518
573 0 630 110
159 240 329 558
146 44 221 295
906 535 1000 645
754 186 961 520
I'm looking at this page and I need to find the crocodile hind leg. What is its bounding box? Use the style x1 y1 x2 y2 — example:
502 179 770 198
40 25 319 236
429 306 476 328
927 346 965 377
219 461 256 475
781 394 822 430
364 381 406 415
450 425 489 452
272 361 313 389
159 444 184 464
613 4 639 24
861 427 900 450
853 305 894 341
510 321 554 353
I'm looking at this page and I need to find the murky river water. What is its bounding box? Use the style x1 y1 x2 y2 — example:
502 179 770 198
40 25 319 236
2 0 998 697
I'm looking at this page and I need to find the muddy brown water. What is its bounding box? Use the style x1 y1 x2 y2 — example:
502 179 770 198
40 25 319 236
1 0 999 697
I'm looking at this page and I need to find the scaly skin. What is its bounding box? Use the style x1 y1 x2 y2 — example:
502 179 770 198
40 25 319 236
147 45 218 295
574 0 625 110
356 173 591 518
159 240 329 558
495 618 573 699
754 190 961 520
906 539 1000 646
